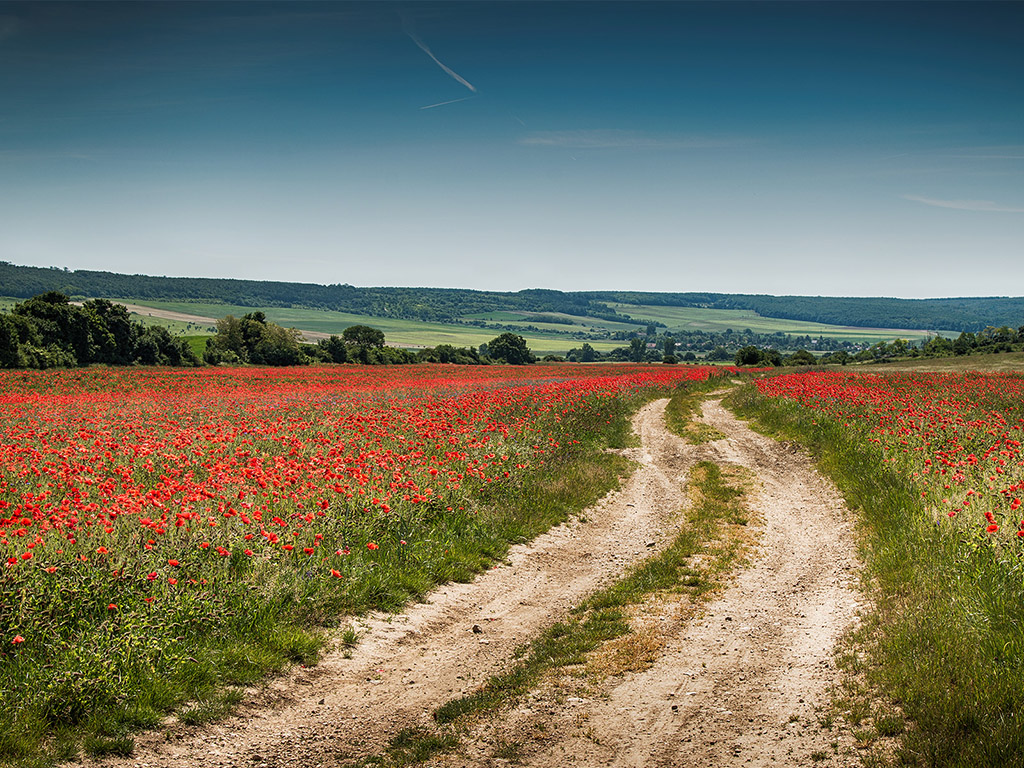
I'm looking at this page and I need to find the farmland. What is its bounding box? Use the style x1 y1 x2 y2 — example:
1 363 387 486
0 363 725 761
100 299 629 356
606 302 950 343
3 294 949 358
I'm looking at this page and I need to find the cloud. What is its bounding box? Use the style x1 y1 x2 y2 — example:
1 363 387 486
518 130 746 150
902 195 1024 213
420 96 473 110
406 31 477 93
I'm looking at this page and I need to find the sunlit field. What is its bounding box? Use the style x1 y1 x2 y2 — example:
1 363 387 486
0 363 727 760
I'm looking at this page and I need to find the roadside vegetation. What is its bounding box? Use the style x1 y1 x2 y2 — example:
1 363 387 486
729 373 1024 767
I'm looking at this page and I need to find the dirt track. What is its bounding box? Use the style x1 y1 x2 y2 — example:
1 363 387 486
85 396 861 768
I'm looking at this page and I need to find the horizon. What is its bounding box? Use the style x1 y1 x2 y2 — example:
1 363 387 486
5 259 1021 303
1 1 1022 299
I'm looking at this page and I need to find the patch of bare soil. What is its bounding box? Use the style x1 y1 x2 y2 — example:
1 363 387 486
115 304 220 325
82 400 693 768
493 399 863 768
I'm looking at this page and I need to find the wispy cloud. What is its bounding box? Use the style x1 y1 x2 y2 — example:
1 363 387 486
518 130 746 150
406 30 477 93
902 194 1024 213
419 96 473 110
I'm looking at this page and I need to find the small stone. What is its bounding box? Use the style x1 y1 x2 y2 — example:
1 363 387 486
472 624 483 634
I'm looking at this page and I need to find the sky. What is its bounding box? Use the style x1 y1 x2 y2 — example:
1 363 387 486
0 1 1022 298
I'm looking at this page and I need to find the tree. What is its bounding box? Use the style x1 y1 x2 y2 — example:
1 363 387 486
734 346 762 366
663 336 676 358
317 335 348 364
0 315 19 368
785 349 817 366
487 333 534 365
342 325 385 348
581 342 596 362
629 337 646 362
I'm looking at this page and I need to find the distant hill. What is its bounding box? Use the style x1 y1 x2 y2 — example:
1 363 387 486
2 261 1022 333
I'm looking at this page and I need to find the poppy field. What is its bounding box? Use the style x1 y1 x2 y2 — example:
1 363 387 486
0 363 725 760
735 370 1024 766
754 371 1024 540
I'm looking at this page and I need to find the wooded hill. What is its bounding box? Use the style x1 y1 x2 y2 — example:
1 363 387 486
2 261 1021 333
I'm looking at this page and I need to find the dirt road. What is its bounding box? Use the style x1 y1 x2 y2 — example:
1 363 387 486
86 396 861 768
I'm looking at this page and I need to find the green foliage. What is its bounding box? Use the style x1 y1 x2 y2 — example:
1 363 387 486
784 349 817 366
204 312 306 366
486 333 535 365
0 293 199 370
417 344 483 364
7 261 1021 335
734 345 782 367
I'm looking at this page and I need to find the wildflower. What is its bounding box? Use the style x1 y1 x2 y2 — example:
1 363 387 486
168 559 180 567
12 635 24 644
366 542 379 551
107 603 117 611
331 569 343 578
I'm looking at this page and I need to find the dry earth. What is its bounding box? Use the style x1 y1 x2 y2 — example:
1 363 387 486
83 396 862 768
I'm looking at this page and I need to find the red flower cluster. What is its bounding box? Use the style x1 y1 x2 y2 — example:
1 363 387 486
0 364 727 578
756 371 1024 537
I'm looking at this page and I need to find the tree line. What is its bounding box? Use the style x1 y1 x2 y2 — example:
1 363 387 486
5 261 1023 332
0 293 199 369
0 293 538 369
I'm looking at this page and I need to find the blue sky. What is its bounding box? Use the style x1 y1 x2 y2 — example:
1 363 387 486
0 1 1021 298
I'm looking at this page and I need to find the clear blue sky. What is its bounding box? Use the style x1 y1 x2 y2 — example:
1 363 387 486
1 1 1021 298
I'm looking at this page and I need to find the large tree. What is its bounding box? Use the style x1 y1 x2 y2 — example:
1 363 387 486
487 333 534 365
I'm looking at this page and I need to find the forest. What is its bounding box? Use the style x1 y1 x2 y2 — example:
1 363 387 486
3 262 1023 332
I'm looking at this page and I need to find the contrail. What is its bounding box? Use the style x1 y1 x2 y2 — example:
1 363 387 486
420 96 473 110
406 31 477 93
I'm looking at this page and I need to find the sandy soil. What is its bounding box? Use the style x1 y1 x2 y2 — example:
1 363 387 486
505 399 863 768
83 396 861 768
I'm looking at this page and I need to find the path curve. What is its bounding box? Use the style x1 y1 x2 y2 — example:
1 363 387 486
518 398 862 768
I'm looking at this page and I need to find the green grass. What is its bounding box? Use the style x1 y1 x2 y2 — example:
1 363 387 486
727 384 1024 767
663 378 732 443
607 302 950 343
465 310 641 334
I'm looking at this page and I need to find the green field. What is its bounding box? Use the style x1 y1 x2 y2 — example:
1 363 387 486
607 302 951 343
2 295 957 356
464 310 641 334
124 300 623 356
